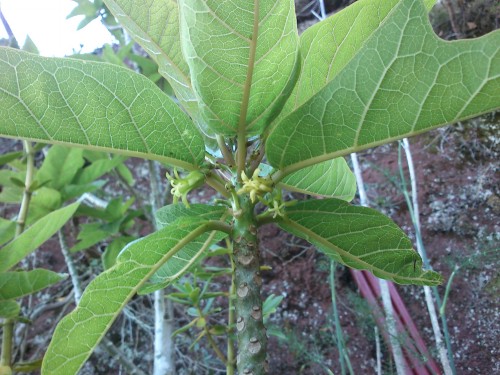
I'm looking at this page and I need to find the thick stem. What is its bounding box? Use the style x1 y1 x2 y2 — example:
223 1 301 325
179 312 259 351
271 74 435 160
0 321 13 368
227 240 236 375
232 197 267 375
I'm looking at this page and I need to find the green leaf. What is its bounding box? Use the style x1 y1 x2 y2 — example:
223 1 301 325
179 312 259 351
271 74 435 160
36 146 85 190
0 150 23 166
101 236 136 270
0 218 16 247
280 0 436 120
102 0 202 123
262 294 283 323
139 204 228 294
0 170 25 203
267 0 500 175
42 218 225 375
12 359 43 373
22 35 39 55
155 203 227 229
0 48 205 170
101 44 126 66
179 0 299 136
26 187 62 225
279 199 442 286
115 163 135 185
62 180 107 201
0 269 67 300
279 158 356 201
70 222 113 253
71 198 137 253
0 299 20 318
75 155 127 185
67 1 99 19
0 202 80 272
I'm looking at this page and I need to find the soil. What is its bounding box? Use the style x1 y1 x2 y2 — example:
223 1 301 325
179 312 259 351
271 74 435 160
1 1 498 375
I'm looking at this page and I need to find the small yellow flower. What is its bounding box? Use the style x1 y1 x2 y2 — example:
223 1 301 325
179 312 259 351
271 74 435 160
236 168 273 203
267 199 286 218
166 169 205 207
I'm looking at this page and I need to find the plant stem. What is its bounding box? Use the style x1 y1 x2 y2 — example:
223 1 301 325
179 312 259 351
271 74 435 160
380 278 406 375
16 141 34 236
248 140 266 177
148 160 177 375
227 239 236 375
217 135 236 167
0 320 13 369
237 0 260 179
329 261 353 375
199 311 227 364
351 152 406 374
232 196 267 374
439 266 459 317
58 230 83 303
399 139 454 375
153 289 176 375
0 5 19 48
375 326 382 375
1 141 36 369
206 172 231 199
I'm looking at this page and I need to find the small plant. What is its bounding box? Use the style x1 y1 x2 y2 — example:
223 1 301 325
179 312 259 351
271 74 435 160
0 0 498 373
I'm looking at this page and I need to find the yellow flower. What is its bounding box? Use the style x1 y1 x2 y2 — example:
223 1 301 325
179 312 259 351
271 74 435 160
166 169 205 207
267 199 286 218
236 168 273 203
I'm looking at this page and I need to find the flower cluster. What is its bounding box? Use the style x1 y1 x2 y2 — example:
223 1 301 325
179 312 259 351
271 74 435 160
236 168 273 203
166 169 205 207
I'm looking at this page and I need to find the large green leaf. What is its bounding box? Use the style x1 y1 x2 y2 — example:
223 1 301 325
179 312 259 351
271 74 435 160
0 269 67 300
0 48 205 170
279 158 356 201
267 0 500 175
0 202 80 272
279 0 436 120
42 218 227 375
179 0 299 136
279 199 442 285
102 0 202 123
139 204 228 294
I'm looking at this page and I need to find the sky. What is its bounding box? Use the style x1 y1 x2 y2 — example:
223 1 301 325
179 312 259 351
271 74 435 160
0 0 115 57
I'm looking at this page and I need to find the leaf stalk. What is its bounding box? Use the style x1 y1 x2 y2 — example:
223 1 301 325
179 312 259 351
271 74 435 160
237 0 260 179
